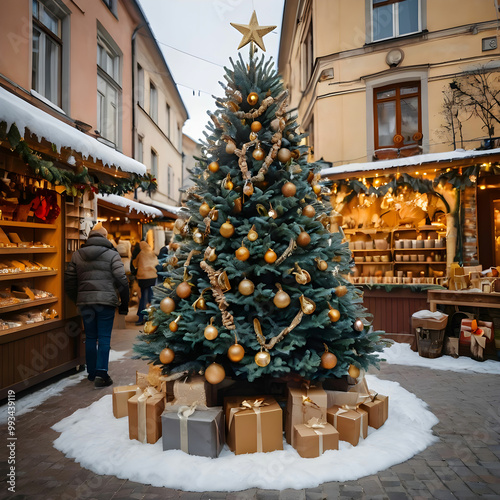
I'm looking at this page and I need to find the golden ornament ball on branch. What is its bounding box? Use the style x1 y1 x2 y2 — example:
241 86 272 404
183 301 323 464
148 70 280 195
354 319 364 332
199 202 211 218
193 231 204 244
220 219 235 238
312 184 322 195
273 283 290 308
243 181 254 197
232 197 242 214
205 362 225 384
160 296 176 314
228 340 245 362
264 248 277 264
251 121 262 132
204 317 218 340
348 364 360 379
169 315 182 332
302 205 316 218
297 230 311 247
247 92 259 106
208 161 219 173
281 181 296 198
254 350 271 367
143 321 158 334
227 101 239 112
176 281 192 299
159 347 175 364
247 225 258 241
235 243 250 261
249 131 258 141
238 278 255 296
226 141 237 154
327 303 341 322
321 344 338 370
277 148 292 163
335 285 348 297
252 147 265 161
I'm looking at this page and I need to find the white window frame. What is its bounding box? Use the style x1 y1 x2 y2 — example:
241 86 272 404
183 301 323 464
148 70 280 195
368 0 424 43
301 15 314 91
151 149 158 179
137 64 144 107
165 102 171 138
150 81 158 123
137 135 143 163
364 68 429 160
96 26 122 149
32 0 70 109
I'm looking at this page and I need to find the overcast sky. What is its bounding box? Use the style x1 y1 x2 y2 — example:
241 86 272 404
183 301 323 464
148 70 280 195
138 0 285 142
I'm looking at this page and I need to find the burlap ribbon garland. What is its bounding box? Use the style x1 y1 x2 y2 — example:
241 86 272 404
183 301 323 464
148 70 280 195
305 417 327 455
228 398 269 453
137 386 160 443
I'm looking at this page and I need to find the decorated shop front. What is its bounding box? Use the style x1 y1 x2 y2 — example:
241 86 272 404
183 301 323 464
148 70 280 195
0 85 153 399
321 147 500 338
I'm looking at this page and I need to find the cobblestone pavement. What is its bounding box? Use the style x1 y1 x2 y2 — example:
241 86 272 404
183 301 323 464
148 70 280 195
1 322 499 500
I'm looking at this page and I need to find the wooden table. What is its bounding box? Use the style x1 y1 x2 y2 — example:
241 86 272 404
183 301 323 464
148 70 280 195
427 289 500 312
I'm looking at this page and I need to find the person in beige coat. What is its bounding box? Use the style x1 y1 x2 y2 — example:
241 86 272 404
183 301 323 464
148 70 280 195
132 241 158 325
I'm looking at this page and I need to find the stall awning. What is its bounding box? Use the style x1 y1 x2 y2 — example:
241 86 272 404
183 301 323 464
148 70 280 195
97 194 162 218
321 147 500 180
147 199 183 219
0 86 146 176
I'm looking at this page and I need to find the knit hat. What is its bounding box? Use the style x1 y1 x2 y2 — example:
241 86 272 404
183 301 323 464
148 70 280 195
89 222 108 238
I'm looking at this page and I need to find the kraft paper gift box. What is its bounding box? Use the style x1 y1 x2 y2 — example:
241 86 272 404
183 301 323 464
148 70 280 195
224 396 283 455
293 418 339 458
136 365 174 399
327 404 368 446
285 384 327 446
172 375 216 407
112 385 141 418
128 387 166 444
161 405 224 458
348 377 388 430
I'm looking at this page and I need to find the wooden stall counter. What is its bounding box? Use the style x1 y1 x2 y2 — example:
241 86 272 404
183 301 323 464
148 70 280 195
427 289 500 312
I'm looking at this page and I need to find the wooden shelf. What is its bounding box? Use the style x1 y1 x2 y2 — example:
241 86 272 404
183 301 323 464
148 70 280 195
344 228 392 234
0 247 57 254
0 220 57 229
0 296 58 313
354 261 392 265
0 317 60 337
351 249 390 253
0 270 58 281
394 261 446 265
394 247 446 251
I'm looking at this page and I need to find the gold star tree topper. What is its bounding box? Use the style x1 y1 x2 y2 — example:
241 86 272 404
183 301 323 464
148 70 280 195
231 11 276 52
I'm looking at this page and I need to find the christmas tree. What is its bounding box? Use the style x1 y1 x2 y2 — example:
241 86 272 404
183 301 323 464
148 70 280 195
134 24 381 385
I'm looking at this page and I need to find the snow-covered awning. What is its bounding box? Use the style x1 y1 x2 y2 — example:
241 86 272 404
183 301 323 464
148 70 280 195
321 147 500 179
148 199 182 216
0 86 146 176
97 194 162 217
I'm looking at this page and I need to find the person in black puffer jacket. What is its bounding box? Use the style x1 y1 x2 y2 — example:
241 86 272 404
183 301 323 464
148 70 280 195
64 223 129 388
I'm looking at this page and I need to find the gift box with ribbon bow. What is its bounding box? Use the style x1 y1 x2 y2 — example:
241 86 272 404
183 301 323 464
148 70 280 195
171 375 217 407
286 383 327 446
112 385 141 419
326 402 368 446
349 378 389 430
459 318 494 361
136 364 174 400
128 387 166 444
293 417 339 458
161 404 224 458
224 396 283 455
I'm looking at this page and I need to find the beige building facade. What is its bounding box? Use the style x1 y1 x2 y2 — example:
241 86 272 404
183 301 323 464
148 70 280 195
278 0 500 167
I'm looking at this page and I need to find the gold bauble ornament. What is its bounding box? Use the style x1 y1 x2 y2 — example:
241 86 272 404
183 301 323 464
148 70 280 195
143 321 158 334
277 148 292 163
210 209 219 221
235 244 250 261
220 219 235 238
176 281 192 299
327 303 341 322
227 101 239 112
299 295 316 314
193 231 204 244
247 92 259 106
251 121 262 132
254 350 271 367
281 181 296 197
297 231 311 247
247 225 258 241
291 149 300 159
226 141 237 154
160 296 175 314
159 347 175 364
223 174 233 191
302 205 316 218
204 317 218 340
312 184 322 195
169 315 181 332
205 362 225 385
238 278 255 296
316 258 328 271
192 294 207 310
354 319 364 332
273 284 290 308
208 161 219 173
249 131 258 141
199 202 211 217
243 181 254 197
335 285 348 297
252 147 265 161
228 343 245 362
321 345 338 370
264 249 277 264
348 364 360 379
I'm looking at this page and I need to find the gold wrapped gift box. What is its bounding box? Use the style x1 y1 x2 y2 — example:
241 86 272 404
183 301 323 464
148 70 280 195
128 387 166 444
360 395 389 429
112 385 141 419
293 419 339 458
327 404 368 447
224 396 283 455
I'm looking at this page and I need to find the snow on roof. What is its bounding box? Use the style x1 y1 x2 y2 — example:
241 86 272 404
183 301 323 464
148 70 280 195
0 86 146 176
321 147 500 177
148 199 182 215
97 194 163 217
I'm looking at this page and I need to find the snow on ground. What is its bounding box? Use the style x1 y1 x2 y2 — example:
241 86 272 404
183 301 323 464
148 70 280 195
0 350 129 421
379 342 500 374
51 375 438 491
